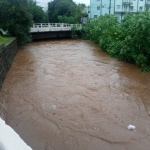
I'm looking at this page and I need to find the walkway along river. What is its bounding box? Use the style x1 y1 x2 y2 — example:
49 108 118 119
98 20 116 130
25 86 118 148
1 39 150 150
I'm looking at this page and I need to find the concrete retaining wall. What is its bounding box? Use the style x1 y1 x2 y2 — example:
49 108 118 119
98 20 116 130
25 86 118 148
0 39 18 89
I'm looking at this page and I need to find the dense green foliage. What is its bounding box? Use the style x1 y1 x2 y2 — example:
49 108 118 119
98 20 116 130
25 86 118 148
48 0 87 23
0 0 32 45
83 12 150 71
28 0 48 23
0 0 48 45
57 15 77 24
71 25 78 39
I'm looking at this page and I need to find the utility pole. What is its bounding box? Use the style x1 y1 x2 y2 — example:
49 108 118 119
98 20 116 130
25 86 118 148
109 0 112 14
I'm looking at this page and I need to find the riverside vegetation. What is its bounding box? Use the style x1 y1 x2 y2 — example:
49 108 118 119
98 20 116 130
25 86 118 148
0 0 48 45
0 0 86 45
82 12 150 71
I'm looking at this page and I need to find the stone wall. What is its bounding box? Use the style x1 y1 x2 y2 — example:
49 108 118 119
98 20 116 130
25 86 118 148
0 39 18 89
0 39 18 119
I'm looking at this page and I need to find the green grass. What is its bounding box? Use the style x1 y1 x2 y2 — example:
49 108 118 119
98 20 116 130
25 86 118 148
0 36 15 46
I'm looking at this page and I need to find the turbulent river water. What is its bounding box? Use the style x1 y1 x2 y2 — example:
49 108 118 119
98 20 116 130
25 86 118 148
1 39 150 150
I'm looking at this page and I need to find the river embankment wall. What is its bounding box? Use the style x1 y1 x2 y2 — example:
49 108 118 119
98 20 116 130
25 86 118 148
0 39 18 119
0 39 18 89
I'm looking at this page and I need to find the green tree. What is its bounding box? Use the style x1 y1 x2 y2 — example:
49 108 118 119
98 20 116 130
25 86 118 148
0 0 33 45
75 3 87 21
28 0 48 23
48 0 87 23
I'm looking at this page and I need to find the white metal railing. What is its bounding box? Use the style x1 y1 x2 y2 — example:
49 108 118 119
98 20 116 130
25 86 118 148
30 23 82 33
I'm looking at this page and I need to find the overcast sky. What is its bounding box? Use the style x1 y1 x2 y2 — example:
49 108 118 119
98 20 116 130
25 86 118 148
74 0 90 6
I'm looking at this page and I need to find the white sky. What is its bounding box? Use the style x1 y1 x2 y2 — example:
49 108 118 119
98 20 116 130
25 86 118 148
73 0 90 6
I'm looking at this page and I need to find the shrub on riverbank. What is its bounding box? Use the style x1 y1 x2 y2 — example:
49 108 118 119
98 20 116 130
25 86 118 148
82 12 150 71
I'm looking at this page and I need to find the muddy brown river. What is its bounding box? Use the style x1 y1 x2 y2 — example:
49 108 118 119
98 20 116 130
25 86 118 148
1 39 150 150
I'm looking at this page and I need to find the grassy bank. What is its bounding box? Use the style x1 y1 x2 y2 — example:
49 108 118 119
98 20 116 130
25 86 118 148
0 36 15 46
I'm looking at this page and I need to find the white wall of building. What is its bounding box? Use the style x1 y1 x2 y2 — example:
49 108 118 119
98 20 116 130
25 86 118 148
90 0 101 18
138 0 146 12
90 0 114 18
89 0 148 21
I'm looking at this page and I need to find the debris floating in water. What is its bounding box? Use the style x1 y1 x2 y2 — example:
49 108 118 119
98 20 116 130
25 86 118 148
128 124 136 130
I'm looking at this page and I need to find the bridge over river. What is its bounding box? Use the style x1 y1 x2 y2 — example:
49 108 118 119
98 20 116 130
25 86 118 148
1 39 150 150
30 23 82 39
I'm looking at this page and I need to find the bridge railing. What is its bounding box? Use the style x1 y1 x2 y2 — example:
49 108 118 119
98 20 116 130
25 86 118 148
30 23 82 33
